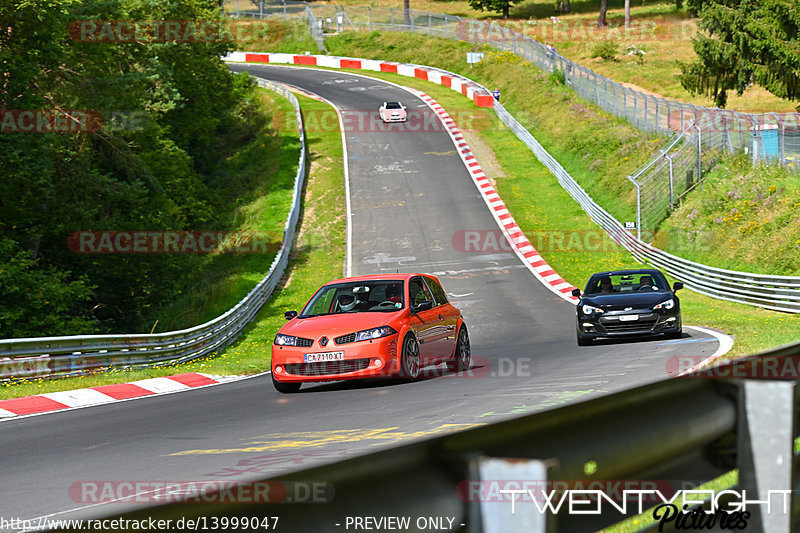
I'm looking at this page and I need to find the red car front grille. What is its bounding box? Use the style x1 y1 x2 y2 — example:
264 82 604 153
285 358 371 376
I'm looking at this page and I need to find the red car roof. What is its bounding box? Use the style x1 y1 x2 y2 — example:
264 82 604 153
324 273 426 285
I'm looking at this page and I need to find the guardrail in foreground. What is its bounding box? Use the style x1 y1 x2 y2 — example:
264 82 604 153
81 341 800 532
0 79 306 381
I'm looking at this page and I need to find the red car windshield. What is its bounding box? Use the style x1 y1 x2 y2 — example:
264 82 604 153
300 281 405 317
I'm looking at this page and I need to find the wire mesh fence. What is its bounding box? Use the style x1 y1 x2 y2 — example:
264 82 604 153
225 2 800 238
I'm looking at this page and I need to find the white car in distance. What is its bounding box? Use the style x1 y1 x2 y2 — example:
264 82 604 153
379 101 408 123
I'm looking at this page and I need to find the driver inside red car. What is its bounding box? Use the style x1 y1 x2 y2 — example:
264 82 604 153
385 283 402 304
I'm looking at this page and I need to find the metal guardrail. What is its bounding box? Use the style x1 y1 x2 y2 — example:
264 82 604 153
491 98 800 313
0 79 306 381
229 4 800 171
81 341 800 532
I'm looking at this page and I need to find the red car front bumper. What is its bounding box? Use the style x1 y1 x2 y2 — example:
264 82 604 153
271 335 401 383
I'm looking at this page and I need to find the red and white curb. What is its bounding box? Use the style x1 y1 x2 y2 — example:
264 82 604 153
226 52 578 303
412 90 580 303
0 373 241 419
224 52 495 108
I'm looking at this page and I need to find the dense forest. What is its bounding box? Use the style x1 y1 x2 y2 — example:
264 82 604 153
0 0 266 337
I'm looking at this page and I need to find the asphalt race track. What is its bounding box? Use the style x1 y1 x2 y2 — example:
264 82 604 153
0 65 722 526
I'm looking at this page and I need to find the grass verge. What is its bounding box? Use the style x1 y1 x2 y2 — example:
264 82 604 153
151 87 299 332
0 93 345 400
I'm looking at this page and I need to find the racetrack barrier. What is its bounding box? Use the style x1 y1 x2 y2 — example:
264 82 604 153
225 53 800 313
75 340 800 532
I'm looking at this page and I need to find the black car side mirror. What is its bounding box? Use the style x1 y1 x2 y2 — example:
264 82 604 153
673 282 684 292
411 300 433 314
571 288 581 297
284 310 298 320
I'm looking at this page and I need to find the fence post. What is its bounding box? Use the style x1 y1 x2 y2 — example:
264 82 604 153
259 0 263 19
666 153 674 210
738 381 796 533
369 6 372 30
623 87 627 119
391 7 394 27
666 102 671 131
655 99 659 134
428 12 431 34
696 124 703 190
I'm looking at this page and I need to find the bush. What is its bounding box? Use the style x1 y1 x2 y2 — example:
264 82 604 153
625 44 647 65
548 68 566 85
592 41 619 61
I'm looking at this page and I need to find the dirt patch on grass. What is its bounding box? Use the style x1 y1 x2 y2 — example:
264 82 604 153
461 130 505 187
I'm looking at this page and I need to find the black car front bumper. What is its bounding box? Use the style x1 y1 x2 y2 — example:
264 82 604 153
577 310 681 339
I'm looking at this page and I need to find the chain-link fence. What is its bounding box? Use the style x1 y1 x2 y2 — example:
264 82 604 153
628 123 731 239
226 2 800 237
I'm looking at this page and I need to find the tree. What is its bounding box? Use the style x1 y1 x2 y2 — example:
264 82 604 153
468 0 521 19
598 0 608 26
624 0 631 28
680 0 800 108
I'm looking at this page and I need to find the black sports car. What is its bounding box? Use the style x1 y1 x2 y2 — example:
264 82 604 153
571 269 683 346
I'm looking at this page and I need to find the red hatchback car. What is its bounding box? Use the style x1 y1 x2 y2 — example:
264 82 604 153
271 273 470 393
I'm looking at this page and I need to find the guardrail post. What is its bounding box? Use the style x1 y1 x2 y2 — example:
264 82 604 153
368 6 372 30
627 175 642 241
259 0 263 19
738 381 796 532
474 457 555 533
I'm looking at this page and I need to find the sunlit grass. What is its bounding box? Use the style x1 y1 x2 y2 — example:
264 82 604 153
311 66 800 359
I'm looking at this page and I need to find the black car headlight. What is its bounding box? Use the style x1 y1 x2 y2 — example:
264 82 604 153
581 304 603 315
653 299 675 310
274 333 298 346
355 326 397 342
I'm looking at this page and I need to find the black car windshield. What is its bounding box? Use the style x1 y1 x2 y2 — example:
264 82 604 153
299 280 405 317
584 271 669 295
385 102 402 109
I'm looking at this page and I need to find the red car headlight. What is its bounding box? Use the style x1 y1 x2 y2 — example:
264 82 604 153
274 333 298 346
354 326 397 342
